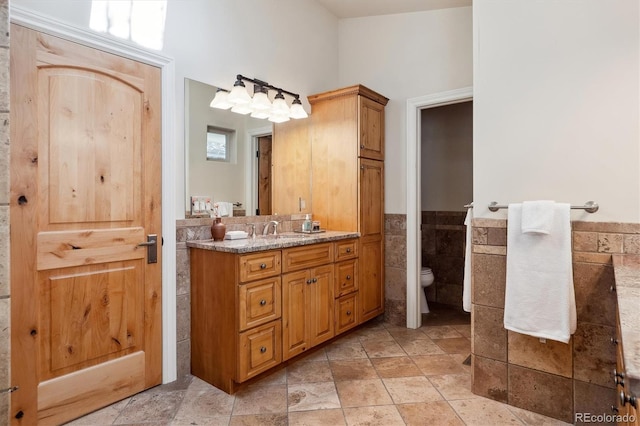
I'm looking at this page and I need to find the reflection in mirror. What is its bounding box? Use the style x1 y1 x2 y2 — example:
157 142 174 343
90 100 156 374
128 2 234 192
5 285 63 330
185 78 272 217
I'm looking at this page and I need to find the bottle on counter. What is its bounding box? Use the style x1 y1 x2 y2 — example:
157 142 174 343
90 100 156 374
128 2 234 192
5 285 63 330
302 214 312 232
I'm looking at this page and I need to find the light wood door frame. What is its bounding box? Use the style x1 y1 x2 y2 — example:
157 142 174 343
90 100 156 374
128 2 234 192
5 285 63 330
9 4 178 386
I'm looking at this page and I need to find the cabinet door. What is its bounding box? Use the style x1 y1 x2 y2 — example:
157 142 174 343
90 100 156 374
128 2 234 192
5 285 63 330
282 270 309 360
360 159 384 238
272 118 311 215
358 96 385 160
309 264 335 347
360 236 384 322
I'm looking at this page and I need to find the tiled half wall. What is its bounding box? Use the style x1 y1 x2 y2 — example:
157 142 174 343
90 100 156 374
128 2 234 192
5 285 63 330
471 218 633 423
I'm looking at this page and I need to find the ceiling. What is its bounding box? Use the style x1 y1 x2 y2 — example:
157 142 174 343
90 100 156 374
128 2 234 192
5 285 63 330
315 0 472 19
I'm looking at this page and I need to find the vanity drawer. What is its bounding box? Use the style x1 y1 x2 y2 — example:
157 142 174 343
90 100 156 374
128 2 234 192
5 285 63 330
282 243 333 273
239 250 281 283
238 320 282 382
335 239 358 261
238 277 282 332
335 292 358 334
335 259 358 297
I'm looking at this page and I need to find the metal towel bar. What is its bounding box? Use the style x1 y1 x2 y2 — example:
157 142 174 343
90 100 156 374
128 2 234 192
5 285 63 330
488 201 599 213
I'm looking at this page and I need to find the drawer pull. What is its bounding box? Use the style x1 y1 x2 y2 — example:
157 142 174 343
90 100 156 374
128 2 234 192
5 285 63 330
611 337 618 345
346 275 351 280
306 279 312 284
312 277 318 283
346 310 352 316
615 376 625 386
610 285 616 293
260 346 267 353
260 299 267 306
346 248 351 253
260 263 267 269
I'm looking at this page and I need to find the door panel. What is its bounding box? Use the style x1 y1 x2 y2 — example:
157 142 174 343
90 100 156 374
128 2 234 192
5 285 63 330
10 24 162 425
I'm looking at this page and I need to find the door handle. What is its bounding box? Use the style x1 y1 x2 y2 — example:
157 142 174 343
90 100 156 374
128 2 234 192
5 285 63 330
138 234 158 264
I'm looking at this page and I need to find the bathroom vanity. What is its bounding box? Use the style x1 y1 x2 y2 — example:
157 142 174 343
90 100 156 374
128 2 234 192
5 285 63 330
187 232 360 393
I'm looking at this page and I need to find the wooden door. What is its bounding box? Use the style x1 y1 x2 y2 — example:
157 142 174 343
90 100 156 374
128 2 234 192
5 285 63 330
10 25 162 425
257 135 272 215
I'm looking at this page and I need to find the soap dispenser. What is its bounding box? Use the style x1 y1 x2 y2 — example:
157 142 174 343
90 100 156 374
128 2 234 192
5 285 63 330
303 214 312 232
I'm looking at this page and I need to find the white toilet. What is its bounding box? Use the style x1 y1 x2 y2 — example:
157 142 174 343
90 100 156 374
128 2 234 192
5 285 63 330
420 267 435 313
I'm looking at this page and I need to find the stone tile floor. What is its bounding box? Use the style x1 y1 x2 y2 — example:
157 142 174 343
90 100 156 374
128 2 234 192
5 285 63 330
66 304 570 425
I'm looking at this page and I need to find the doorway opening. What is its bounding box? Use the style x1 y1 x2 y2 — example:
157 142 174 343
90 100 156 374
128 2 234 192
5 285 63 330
420 101 473 325
406 87 472 329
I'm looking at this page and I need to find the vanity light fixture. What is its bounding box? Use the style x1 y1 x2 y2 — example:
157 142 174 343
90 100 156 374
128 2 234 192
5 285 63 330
210 74 309 122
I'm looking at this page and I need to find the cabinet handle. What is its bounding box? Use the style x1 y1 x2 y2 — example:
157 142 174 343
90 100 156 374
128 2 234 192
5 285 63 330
346 310 352 316
260 346 267 354
312 277 318 283
615 376 625 386
260 263 267 269
260 299 267 306
614 368 625 379
611 337 619 345
610 285 616 293
346 275 351 280
346 248 351 253
306 279 312 284
360 144 364 149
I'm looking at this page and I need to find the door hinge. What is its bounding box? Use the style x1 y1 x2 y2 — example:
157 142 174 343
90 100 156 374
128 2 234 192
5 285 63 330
1 386 19 394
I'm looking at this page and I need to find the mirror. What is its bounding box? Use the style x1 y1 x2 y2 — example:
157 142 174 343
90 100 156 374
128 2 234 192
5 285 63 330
185 78 272 217
185 78 313 218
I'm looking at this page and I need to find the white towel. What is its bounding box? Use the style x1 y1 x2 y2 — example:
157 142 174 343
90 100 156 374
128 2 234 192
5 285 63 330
462 206 473 312
504 202 576 343
521 200 555 234
216 202 234 217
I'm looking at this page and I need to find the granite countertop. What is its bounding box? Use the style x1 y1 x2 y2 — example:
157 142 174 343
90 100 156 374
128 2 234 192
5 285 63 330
612 254 640 396
186 230 360 254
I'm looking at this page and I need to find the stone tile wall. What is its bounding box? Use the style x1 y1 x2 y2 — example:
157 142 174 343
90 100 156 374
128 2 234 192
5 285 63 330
471 218 627 423
0 0 10 422
421 211 466 307
175 215 305 378
385 214 407 326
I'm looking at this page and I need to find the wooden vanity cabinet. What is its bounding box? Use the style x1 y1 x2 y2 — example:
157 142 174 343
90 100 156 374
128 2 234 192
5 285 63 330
191 238 361 393
308 85 388 326
282 243 335 360
190 249 282 394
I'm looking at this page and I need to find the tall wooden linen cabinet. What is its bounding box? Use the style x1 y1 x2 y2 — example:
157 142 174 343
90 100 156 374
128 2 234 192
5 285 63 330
307 85 388 323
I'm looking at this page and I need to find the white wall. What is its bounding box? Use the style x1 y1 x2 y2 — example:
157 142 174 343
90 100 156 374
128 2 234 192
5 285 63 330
337 7 473 214
13 0 340 219
474 0 639 223
421 101 473 211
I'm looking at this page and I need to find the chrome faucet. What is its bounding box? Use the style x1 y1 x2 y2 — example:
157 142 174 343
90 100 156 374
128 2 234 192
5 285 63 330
248 223 257 239
262 220 279 235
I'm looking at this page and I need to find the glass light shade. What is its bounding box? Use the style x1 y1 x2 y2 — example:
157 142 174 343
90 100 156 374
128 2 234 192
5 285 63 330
228 83 252 105
231 104 252 115
251 90 272 112
289 101 308 119
271 96 290 115
268 112 290 123
251 110 271 119
209 90 232 110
